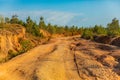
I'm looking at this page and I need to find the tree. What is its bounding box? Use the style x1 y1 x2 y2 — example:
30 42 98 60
81 28 93 40
32 22 43 37
93 25 107 35
10 15 19 24
78 27 84 34
107 18 120 37
5 17 10 23
39 16 46 29
0 15 4 27
25 16 42 37
18 20 25 26
0 15 4 24
69 26 78 36
25 16 34 33
47 23 56 34
65 25 68 31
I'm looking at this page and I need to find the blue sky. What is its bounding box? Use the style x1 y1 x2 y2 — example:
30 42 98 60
0 0 120 27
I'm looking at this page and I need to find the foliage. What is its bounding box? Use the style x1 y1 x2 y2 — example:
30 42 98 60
47 23 56 34
2 15 120 39
107 30 120 37
107 18 120 37
0 15 4 23
25 16 43 37
0 15 4 27
5 17 10 23
1 15 120 63
39 16 46 29
10 15 19 24
2 15 81 37
81 28 93 40
19 39 33 53
7 50 18 59
107 18 119 31
81 18 120 39
93 25 107 35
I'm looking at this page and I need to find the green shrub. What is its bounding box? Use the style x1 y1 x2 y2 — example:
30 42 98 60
81 29 93 40
107 30 120 37
20 39 33 52
7 50 18 59
93 25 107 35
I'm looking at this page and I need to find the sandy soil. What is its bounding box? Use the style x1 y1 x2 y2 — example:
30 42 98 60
0 36 120 80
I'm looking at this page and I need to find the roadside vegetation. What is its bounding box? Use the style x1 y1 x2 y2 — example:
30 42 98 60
81 18 120 40
0 15 120 62
0 15 81 37
0 15 81 62
1 15 119 39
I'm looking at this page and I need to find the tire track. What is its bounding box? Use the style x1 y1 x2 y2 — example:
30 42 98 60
70 44 81 78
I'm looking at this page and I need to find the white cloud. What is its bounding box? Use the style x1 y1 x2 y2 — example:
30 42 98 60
81 18 88 22
46 11 80 25
0 10 82 25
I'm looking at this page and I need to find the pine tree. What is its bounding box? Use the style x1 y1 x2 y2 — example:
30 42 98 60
5 17 10 23
107 18 120 37
10 15 19 24
39 16 46 29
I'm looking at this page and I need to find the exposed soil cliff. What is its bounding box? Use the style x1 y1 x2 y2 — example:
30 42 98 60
0 24 25 60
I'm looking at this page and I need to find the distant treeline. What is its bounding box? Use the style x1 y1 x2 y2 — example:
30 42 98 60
0 15 120 38
0 15 81 37
81 18 120 40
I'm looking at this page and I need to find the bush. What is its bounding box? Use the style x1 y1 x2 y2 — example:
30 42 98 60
107 30 120 37
93 25 107 35
7 50 18 59
81 29 93 40
20 39 33 52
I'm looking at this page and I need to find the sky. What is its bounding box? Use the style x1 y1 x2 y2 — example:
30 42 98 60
0 0 120 27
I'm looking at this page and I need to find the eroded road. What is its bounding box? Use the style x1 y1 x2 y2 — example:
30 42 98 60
0 36 120 80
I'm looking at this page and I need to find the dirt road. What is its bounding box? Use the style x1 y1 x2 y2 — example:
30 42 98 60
0 36 120 80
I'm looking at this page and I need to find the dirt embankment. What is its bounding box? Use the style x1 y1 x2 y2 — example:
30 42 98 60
0 24 25 59
0 24 50 62
93 35 120 47
0 36 120 80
